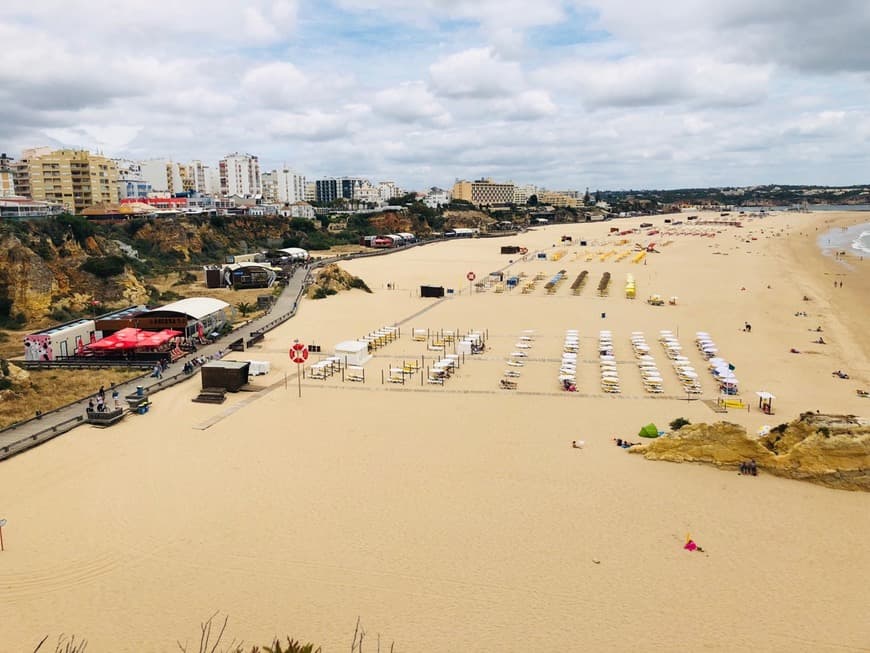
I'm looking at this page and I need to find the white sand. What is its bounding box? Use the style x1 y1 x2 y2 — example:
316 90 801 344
1 211 868 652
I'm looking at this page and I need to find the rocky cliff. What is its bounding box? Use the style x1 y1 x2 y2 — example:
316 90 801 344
632 413 870 491
306 264 372 299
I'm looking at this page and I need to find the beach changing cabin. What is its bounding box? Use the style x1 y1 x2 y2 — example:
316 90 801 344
334 340 372 367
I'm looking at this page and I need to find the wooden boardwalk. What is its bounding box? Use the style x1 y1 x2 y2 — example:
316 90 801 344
0 265 309 461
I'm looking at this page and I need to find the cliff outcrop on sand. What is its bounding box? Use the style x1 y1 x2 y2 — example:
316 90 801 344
306 264 372 299
632 413 870 491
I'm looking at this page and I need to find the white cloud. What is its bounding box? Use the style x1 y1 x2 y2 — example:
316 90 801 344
430 48 524 98
537 57 770 108
0 0 868 189
242 62 309 108
373 83 450 125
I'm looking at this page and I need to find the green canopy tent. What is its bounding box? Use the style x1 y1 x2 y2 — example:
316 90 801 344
639 423 660 438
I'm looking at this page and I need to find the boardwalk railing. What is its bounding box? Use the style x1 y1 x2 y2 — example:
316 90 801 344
0 415 86 461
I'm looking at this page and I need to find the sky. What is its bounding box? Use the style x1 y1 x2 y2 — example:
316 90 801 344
2 0 869 191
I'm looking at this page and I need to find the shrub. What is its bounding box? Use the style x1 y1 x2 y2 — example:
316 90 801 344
348 277 372 293
81 255 126 278
55 213 95 244
173 271 198 286
159 290 183 302
312 287 328 299
669 417 691 431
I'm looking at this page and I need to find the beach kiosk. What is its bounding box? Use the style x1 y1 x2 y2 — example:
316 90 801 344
200 360 250 392
334 340 372 367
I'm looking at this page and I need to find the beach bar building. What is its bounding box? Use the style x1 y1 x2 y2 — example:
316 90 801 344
24 318 99 361
141 298 230 339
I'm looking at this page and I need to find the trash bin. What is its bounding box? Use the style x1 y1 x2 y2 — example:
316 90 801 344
136 385 144 397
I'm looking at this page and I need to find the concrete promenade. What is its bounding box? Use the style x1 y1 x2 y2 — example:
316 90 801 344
0 265 311 461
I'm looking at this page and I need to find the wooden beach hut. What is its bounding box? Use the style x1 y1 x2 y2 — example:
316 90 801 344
200 360 250 392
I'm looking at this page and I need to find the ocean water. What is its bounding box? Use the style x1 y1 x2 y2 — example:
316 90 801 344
818 222 870 256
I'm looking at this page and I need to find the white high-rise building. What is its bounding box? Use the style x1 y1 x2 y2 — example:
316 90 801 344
205 167 221 196
140 159 172 193
219 152 261 197
274 168 306 204
138 159 184 195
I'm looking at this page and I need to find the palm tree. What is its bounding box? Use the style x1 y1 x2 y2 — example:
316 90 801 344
236 301 253 317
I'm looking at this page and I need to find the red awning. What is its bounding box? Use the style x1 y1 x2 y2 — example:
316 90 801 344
87 328 182 351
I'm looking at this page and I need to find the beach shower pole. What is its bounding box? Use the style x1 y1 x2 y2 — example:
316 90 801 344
297 363 302 398
0 519 6 552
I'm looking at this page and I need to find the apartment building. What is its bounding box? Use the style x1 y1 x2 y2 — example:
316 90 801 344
24 149 119 214
451 178 516 206
314 177 368 203
115 160 152 200
11 147 54 199
512 184 537 205
377 181 401 202
139 159 184 194
423 187 451 209
538 191 579 208
219 153 261 197
270 168 306 204
0 153 16 198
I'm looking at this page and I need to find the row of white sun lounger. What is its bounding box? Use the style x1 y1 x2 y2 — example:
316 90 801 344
659 331 702 394
599 330 620 393
360 326 400 351
560 330 579 388
502 330 535 388
631 332 664 393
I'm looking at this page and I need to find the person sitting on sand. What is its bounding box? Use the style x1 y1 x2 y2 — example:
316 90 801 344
815 337 825 344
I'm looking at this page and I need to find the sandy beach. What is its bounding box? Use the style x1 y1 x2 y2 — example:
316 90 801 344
1 210 868 651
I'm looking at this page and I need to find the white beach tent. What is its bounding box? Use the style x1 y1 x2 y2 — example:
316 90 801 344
334 340 372 366
247 360 271 376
